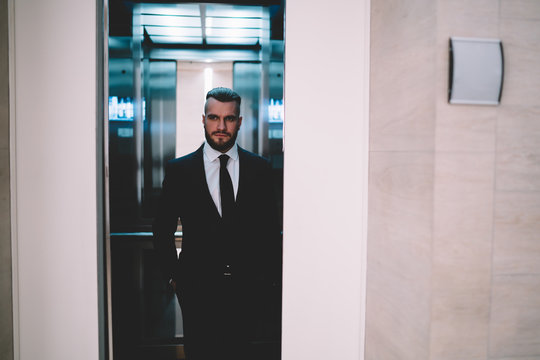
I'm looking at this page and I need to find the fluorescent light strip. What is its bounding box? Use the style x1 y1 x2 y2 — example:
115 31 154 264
149 35 203 44
139 4 200 17
205 4 264 18
205 28 262 38
206 37 260 45
205 17 263 29
141 14 201 27
145 26 202 37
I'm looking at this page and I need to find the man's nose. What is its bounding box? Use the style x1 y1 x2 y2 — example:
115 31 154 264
217 118 226 130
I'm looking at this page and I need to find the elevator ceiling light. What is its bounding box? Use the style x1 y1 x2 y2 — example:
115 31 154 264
205 4 264 18
141 14 201 28
139 3 200 17
205 17 264 29
206 28 262 38
136 4 267 46
150 36 202 45
145 26 202 38
206 37 260 45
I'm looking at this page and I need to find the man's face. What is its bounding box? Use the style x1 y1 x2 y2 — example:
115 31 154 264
203 97 242 153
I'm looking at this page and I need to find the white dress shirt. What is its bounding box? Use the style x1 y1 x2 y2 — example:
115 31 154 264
203 141 240 216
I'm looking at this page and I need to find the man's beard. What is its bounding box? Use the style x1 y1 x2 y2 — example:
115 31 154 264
204 126 239 152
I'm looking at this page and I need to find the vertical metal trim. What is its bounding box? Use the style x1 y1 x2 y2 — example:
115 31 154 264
132 5 144 218
99 0 113 359
258 7 270 157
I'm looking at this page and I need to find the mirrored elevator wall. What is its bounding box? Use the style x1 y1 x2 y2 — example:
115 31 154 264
107 3 284 358
109 55 178 231
108 39 184 360
107 15 284 234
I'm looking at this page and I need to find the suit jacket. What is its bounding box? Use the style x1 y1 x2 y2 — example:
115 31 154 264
153 144 281 294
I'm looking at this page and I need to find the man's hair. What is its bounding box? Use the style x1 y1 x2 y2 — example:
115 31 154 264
205 87 241 114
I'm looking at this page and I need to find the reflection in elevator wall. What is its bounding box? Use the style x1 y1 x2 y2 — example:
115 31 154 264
108 58 177 231
234 60 283 156
108 50 182 360
144 61 177 218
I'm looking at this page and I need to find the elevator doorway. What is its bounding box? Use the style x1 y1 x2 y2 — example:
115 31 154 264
105 1 284 359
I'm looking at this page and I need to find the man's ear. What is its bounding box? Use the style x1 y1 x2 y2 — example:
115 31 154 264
202 114 205 125
237 116 243 129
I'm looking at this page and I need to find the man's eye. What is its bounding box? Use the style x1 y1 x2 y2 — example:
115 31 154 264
225 117 236 122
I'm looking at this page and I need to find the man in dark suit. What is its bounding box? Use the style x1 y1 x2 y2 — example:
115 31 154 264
153 87 281 360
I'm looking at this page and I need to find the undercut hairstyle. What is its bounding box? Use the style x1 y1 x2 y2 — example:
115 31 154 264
205 87 241 115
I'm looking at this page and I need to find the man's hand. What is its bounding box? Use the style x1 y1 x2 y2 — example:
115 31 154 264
168 279 177 292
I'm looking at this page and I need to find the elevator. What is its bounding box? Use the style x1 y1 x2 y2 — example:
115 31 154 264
106 1 284 358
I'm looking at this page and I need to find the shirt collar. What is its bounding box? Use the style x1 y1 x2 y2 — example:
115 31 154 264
203 140 239 162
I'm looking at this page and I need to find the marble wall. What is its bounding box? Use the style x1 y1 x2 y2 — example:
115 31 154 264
366 0 540 359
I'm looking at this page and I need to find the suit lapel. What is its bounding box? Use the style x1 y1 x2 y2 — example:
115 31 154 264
236 147 252 208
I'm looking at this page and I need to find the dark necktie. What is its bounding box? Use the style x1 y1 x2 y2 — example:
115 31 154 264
219 154 235 219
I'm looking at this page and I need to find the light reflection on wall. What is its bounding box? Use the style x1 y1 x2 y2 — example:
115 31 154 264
109 96 146 121
268 98 283 123
268 98 283 139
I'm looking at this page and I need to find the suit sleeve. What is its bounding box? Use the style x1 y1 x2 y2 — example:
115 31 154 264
261 160 283 286
152 162 180 282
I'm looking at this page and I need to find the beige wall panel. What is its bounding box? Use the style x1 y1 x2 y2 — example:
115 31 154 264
436 0 499 46
489 275 540 358
366 152 433 360
496 107 540 192
371 0 436 55
496 107 540 153
370 51 436 152
430 153 494 359
496 152 540 192
499 19 540 106
501 0 540 20
435 103 497 152
493 192 540 275
370 0 436 152
370 0 540 358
